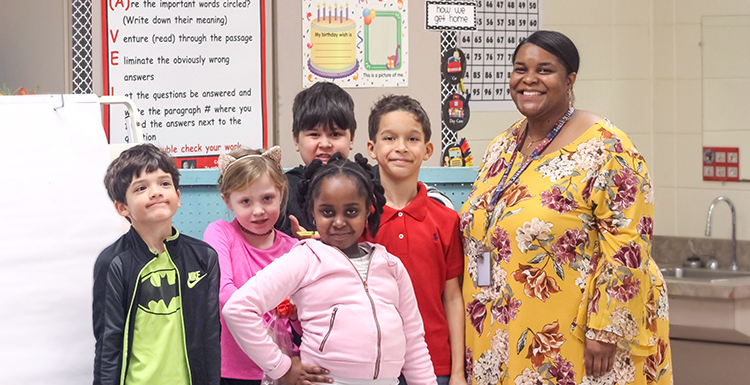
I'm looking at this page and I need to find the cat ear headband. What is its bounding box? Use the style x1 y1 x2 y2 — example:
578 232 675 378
217 145 282 175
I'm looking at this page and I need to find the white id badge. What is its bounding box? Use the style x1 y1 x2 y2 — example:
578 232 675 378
477 251 492 287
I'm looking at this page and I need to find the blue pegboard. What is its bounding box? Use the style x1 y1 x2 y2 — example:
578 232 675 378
418 166 479 211
175 167 479 239
174 169 233 239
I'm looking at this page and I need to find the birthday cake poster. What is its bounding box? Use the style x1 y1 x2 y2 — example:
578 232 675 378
302 0 408 88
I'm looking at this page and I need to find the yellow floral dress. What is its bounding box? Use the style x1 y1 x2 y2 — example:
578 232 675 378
459 119 672 385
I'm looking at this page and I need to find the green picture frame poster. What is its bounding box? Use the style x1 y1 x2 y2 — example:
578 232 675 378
302 0 409 88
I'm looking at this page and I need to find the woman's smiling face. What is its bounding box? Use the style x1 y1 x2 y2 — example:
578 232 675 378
510 43 576 122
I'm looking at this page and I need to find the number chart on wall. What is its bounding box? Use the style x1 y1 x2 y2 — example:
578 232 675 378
457 0 539 111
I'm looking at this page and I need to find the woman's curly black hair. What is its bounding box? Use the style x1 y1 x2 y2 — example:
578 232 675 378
297 152 386 238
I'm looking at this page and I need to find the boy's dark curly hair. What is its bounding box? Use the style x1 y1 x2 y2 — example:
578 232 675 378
297 153 386 238
104 143 180 204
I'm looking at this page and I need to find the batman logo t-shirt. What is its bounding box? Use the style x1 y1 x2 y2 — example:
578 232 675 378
125 249 190 385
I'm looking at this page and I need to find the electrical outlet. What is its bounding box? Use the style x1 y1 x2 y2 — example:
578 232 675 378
703 146 739 182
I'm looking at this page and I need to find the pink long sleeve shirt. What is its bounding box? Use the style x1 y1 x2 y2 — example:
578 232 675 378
203 219 298 380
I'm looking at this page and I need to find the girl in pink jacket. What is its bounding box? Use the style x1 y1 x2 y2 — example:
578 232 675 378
223 153 436 385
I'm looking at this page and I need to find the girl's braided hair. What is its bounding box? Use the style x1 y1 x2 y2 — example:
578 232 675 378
297 152 386 238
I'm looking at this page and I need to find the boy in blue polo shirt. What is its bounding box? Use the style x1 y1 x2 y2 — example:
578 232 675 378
365 95 466 385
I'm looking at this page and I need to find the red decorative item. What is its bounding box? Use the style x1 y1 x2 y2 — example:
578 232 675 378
276 297 295 318
703 146 739 182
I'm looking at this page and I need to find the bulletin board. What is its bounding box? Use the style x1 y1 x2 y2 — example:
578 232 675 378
302 0 409 88
101 0 268 168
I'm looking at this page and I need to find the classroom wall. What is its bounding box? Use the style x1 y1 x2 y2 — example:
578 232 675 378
461 0 750 242
0 0 70 94
272 1 443 168
461 0 657 181
3 0 750 242
460 0 660 232
651 0 750 242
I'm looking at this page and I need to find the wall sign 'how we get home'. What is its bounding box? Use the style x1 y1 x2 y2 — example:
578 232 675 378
425 1 477 30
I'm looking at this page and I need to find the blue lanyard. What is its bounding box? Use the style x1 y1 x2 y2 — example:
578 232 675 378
488 108 575 209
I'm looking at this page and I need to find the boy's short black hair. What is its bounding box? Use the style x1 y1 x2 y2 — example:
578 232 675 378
368 95 431 142
292 82 357 138
104 143 180 204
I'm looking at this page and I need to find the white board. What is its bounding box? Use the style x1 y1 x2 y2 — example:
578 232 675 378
0 94 123 385
102 1 268 167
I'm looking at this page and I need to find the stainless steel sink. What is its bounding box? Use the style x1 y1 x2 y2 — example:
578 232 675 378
660 267 750 282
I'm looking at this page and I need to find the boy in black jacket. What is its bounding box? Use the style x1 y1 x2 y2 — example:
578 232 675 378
93 144 220 385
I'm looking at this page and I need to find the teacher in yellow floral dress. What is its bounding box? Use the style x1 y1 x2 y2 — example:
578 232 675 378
460 30 671 385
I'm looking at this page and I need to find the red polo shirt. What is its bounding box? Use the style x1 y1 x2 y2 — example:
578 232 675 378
365 182 464 376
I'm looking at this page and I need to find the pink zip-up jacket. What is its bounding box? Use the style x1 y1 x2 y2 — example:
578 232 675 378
222 239 437 385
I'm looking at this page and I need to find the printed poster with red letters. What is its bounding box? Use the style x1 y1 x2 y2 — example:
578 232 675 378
102 0 267 168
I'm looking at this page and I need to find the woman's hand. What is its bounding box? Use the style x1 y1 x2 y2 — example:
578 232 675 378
278 356 332 385
583 338 616 378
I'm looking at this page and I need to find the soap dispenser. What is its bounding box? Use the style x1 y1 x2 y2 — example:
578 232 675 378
683 255 704 268
705 252 719 270
684 239 705 268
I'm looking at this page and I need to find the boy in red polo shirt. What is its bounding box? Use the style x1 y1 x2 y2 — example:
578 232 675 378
365 95 466 385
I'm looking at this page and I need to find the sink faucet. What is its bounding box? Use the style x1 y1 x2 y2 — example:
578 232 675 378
705 196 738 271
